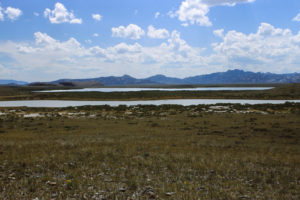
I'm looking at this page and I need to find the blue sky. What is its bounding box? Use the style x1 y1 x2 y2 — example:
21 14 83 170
0 0 300 81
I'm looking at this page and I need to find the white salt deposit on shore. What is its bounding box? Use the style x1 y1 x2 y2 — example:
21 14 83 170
23 113 44 118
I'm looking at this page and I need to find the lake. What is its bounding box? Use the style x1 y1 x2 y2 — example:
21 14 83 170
37 87 274 93
0 99 299 108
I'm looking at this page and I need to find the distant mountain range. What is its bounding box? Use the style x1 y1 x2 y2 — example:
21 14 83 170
52 75 157 86
51 70 300 85
1 70 300 86
182 70 300 85
0 80 28 85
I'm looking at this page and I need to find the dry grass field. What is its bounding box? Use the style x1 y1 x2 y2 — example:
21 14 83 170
0 104 299 199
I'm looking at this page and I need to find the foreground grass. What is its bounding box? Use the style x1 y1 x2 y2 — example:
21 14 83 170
1 83 300 100
0 104 299 199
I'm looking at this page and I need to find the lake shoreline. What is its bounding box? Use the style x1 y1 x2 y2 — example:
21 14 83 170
0 99 300 108
36 87 274 93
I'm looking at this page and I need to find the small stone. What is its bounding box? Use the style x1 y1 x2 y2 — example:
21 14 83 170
165 192 175 196
142 186 156 199
239 195 249 199
119 187 126 192
47 181 57 186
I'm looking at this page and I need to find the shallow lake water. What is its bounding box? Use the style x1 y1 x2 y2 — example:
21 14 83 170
0 99 299 108
37 87 274 93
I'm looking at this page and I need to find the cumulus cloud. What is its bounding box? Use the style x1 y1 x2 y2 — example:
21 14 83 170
0 6 22 21
33 12 40 17
0 23 299 81
92 14 102 21
5 7 22 21
172 0 211 26
213 23 300 72
171 0 255 26
107 30 201 64
44 2 82 24
93 33 99 37
0 30 205 80
112 24 145 40
293 13 300 22
32 32 86 57
147 25 170 39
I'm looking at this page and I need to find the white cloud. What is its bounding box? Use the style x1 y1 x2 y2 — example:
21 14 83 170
0 31 204 80
213 23 300 72
0 7 4 21
293 13 300 22
0 23 299 81
213 29 224 38
33 32 85 55
163 30 202 63
107 43 142 56
172 0 255 26
148 25 170 39
172 0 212 26
93 33 99 37
155 12 160 19
34 32 56 46
4 7 22 21
33 12 39 17
44 2 82 24
112 24 145 40
92 14 102 21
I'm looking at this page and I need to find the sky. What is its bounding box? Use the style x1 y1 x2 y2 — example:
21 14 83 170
0 0 300 82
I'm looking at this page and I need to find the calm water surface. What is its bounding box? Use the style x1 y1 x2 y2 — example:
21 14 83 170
38 87 273 93
0 99 299 108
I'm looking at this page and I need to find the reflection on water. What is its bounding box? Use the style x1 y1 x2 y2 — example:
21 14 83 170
37 87 274 93
0 99 299 108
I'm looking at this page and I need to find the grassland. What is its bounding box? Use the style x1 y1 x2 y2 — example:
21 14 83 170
0 83 300 101
0 103 300 199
